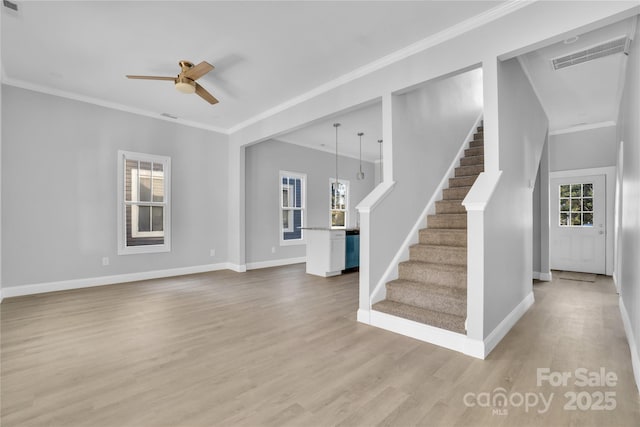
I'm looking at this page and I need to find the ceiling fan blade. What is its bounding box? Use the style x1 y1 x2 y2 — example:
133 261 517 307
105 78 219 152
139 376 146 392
126 75 175 81
195 83 219 104
184 61 214 80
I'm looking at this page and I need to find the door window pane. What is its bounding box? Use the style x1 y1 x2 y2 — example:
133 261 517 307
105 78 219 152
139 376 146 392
559 182 594 227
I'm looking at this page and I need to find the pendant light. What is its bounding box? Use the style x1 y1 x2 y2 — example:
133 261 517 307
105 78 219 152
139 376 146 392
333 122 341 187
356 132 365 180
378 139 383 182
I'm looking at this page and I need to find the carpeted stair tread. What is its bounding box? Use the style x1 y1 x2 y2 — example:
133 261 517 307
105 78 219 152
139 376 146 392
435 199 465 214
427 213 467 229
449 175 479 188
409 243 466 266
386 279 467 316
460 155 484 166
443 186 472 200
372 300 466 334
455 164 484 177
469 140 484 148
464 146 484 157
419 228 467 247
398 260 467 289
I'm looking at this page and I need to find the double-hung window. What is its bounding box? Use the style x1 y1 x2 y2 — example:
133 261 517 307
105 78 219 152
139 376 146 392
280 171 305 244
330 178 349 228
118 151 171 254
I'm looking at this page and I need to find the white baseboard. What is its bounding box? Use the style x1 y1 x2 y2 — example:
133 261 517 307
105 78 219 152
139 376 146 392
619 296 640 394
357 309 370 324
369 309 484 359
533 271 552 281
1 263 231 298
246 257 306 270
483 291 535 357
0 288 3 304
226 263 247 273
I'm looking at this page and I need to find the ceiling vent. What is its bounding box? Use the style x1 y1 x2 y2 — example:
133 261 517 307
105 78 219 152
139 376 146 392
551 36 631 70
2 0 18 12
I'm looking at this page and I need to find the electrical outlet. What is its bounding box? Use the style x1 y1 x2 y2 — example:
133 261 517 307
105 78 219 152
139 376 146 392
102 257 109 266
271 246 276 254
210 249 216 257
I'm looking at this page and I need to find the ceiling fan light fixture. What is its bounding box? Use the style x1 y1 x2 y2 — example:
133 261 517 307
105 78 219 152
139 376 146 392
175 78 196 94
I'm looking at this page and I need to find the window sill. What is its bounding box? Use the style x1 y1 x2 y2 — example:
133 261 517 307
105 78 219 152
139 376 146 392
118 245 171 255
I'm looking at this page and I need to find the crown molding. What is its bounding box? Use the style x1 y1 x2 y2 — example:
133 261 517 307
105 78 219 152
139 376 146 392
548 121 616 136
1 77 229 135
227 0 534 134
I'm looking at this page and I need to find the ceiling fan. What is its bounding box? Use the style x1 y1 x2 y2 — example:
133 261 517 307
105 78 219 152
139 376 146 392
126 60 219 104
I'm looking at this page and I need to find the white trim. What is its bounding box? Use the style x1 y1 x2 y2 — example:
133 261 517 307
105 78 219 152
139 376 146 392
533 271 553 281
227 1 531 134
279 171 307 246
369 310 485 359
117 151 171 255
329 178 350 229
371 114 484 305
357 309 370 324
246 257 306 270
356 180 396 214
226 263 247 273
619 296 640 394
548 121 616 136
1 263 231 298
483 291 535 357
2 78 228 135
550 166 616 275
0 289 3 304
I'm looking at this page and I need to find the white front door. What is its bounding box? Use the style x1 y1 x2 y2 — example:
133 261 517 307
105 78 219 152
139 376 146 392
550 174 606 274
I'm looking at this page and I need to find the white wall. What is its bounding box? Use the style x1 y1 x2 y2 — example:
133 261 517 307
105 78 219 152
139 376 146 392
616 17 640 393
532 139 551 279
482 58 548 338
244 139 374 265
1 86 229 288
550 126 618 171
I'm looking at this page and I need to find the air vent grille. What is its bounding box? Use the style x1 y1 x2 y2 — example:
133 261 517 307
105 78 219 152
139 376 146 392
551 37 631 70
3 0 18 11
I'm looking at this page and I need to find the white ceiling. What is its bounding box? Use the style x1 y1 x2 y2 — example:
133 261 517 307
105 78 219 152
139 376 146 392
1 0 501 133
518 17 637 132
276 101 382 162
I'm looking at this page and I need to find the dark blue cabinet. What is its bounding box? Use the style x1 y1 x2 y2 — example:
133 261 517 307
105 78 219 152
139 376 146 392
345 231 360 270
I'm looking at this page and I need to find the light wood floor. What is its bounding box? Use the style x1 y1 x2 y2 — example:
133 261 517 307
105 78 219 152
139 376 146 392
1 265 639 426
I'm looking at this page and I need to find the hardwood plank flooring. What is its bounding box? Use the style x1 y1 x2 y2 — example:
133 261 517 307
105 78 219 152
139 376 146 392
1 265 639 426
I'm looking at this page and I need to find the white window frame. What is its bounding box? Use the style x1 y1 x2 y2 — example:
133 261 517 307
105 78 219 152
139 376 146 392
279 171 306 246
117 150 171 255
330 178 349 229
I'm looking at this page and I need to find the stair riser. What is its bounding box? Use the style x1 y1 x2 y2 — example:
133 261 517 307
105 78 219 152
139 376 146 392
469 140 484 148
398 264 466 288
427 214 467 229
460 155 483 166
410 245 466 266
465 147 484 157
419 230 467 247
474 132 483 140
372 301 466 334
449 176 477 188
443 186 471 200
386 286 467 317
455 164 483 177
435 200 466 214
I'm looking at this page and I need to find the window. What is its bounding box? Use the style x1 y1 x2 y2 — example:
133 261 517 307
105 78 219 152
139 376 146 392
330 178 349 228
118 151 171 254
280 171 305 244
559 183 593 227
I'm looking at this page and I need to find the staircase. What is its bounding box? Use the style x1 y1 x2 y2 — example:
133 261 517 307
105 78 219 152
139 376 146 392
372 124 484 334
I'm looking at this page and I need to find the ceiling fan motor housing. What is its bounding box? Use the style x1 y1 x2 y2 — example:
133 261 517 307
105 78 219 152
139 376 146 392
175 75 196 94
